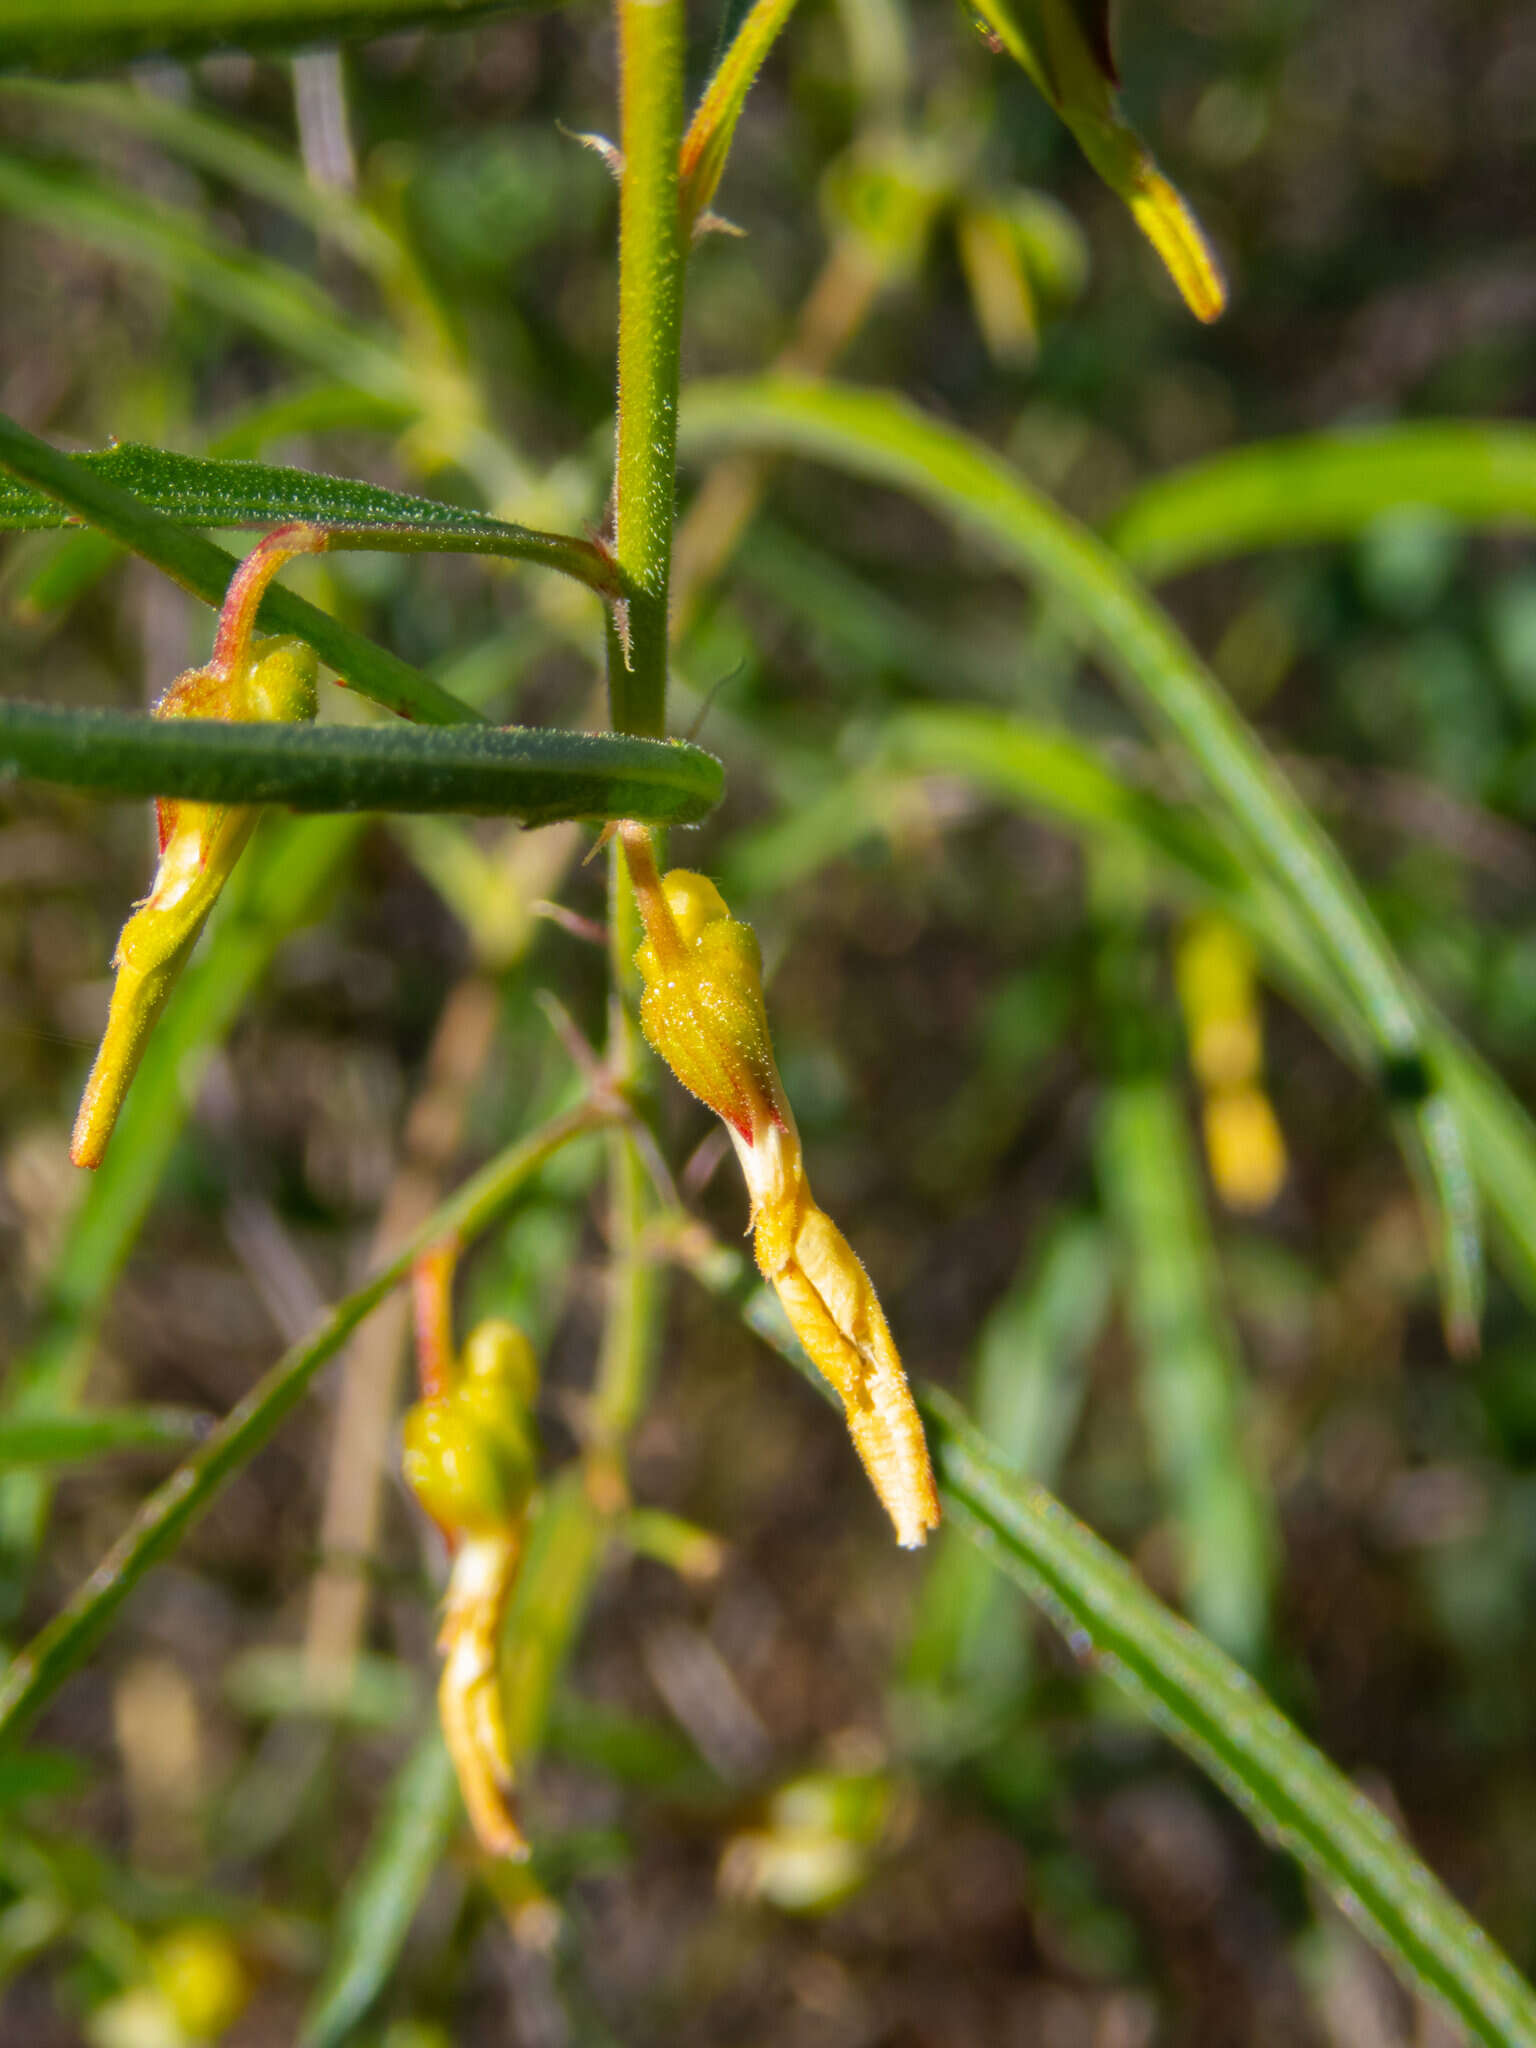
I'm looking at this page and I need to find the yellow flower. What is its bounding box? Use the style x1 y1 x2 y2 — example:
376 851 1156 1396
622 824 939 1549
71 526 327 1169
1174 915 1288 1213
402 1315 540 1861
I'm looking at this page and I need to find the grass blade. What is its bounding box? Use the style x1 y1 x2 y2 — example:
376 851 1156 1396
921 1387 1536 2048
680 1244 1536 2043
0 155 413 407
678 376 1482 1350
877 703 1536 1322
1098 1075 1274 1662
0 1 542 80
1108 423 1536 583
0 703 725 828
299 1730 460 2048
0 1409 209 1467
0 78 398 277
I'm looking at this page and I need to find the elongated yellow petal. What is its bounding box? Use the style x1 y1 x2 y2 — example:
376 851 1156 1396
759 1200 939 1550
437 1532 527 1861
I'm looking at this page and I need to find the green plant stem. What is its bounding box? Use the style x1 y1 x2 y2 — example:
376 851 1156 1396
608 0 687 737
0 409 481 727
0 1101 614 1740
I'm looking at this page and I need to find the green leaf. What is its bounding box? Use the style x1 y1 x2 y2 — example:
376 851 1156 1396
0 155 414 408
683 1243 1536 2045
299 1730 460 2048
921 1388 1536 2048
679 376 1482 1350
0 79 399 277
1109 422 1536 583
0 406 482 727
0 443 618 595
0 1409 208 1468
680 0 802 230
1098 1075 1274 1662
0 0 542 76
965 0 1224 322
875 703 1536 1333
0 703 724 828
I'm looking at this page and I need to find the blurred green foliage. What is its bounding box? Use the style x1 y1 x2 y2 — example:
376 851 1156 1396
2 0 1536 2042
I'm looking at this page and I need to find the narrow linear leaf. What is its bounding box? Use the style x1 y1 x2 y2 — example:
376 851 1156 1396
299 1730 460 2048
0 1102 612 1740
0 703 724 828
906 1214 1109 1707
0 1408 209 1467
0 79 399 277
679 376 1481 1347
1109 422 1536 582
921 1389 1536 2048
0 0 541 77
0 407 482 727
680 0 802 228
876 703 1536 1326
0 155 414 408
966 0 1224 322
1098 1075 1274 1662
0 444 618 594
680 1244 1536 2045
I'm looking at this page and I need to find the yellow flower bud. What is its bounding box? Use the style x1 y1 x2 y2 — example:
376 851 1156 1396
462 1317 540 1409
635 869 784 1144
403 1313 540 1861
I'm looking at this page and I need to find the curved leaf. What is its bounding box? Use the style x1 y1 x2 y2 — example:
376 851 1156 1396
921 1389 1536 2048
0 0 541 76
966 0 1224 322
679 375 1481 1349
0 444 618 595
1109 422 1536 582
0 407 482 728
0 703 724 828
682 1242 1536 2047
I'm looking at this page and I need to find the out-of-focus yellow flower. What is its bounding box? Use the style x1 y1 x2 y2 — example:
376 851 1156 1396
71 525 327 1170
402 1314 539 1861
622 824 939 1550
148 1924 249 2042
720 1768 897 1913
1175 916 1288 1213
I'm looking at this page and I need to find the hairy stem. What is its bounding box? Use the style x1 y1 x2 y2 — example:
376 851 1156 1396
608 0 687 736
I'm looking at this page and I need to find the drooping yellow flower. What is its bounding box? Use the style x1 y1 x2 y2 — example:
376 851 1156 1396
71 525 327 1169
623 823 939 1550
402 1313 540 1861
